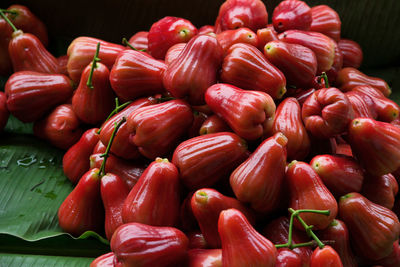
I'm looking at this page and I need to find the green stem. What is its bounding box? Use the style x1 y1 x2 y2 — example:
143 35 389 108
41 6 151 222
291 241 316 248
0 9 18 15
0 9 18 32
97 98 132 134
86 42 101 89
320 72 330 88
99 117 126 177
122 37 146 52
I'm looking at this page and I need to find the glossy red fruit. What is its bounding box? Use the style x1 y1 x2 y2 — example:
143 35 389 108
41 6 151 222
345 90 377 119
172 132 248 190
216 27 258 53
90 252 115 267
111 223 189 267
109 50 166 102
310 5 341 42
101 173 130 240
214 0 268 33
0 92 9 131
6 5 48 46
272 98 310 160
310 246 343 267
58 168 104 236
256 26 278 50
57 55 69 76
302 87 353 139
351 85 399 122
63 128 99 184
371 241 400 267
5 71 73 123
99 97 154 160
219 208 277 267
188 111 208 138
325 41 343 83
188 249 222 267
264 40 317 88
279 30 336 73
336 67 391 97
128 31 148 51
67 37 124 83
272 0 312 32
148 16 197 59
72 59 115 125
287 161 338 230
122 158 180 226
179 192 199 232
348 118 400 176
89 153 145 189
205 83 276 140
163 34 223 105
362 173 398 210
187 231 208 249
338 39 363 69
191 188 255 248
198 25 215 35
221 43 287 99
126 99 193 159
33 104 83 150
199 114 230 135
276 248 303 267
339 192 400 260
230 133 287 213
318 220 357 267
310 154 364 197
0 19 13 76
164 43 186 65
286 88 316 107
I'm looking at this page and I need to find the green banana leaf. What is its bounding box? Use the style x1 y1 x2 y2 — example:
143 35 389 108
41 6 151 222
0 253 94 267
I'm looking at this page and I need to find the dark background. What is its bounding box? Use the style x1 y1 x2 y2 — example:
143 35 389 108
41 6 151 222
2 0 400 68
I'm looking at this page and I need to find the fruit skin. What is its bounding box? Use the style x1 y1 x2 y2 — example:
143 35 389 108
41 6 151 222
67 37 124 83
310 246 343 267
72 61 115 125
318 220 357 267
310 5 341 42
302 87 353 139
214 0 268 33
198 25 215 35
361 173 398 210
345 90 377 119
58 168 104 236
256 26 278 50
310 154 364 197
0 92 10 132
122 158 180 227
272 0 312 32
338 39 363 69
172 132 248 190
163 34 223 105
339 192 400 260
63 128 100 184
199 114 231 135
279 30 336 74
187 231 208 249
205 83 276 140
264 40 317 88
348 118 400 176
276 248 303 267
325 41 343 83
111 223 189 267
286 88 315 107
230 133 287 213
33 104 83 150
0 18 13 76
126 99 193 159
220 43 287 99
287 161 338 230
272 98 310 160
101 173 130 240
5 71 73 123
8 31 59 74
370 240 400 267
90 252 115 267
165 43 186 65
336 67 391 97
128 31 148 51
109 50 167 102
218 208 277 267
216 27 258 53
191 188 255 248
99 97 154 160
57 55 69 76
148 16 197 60
188 111 208 138
188 249 222 267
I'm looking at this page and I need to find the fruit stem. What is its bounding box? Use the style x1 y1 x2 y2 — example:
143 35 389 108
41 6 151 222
86 42 101 89
0 9 18 15
0 9 18 32
99 117 126 177
321 72 330 88
97 98 132 134
122 37 146 52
